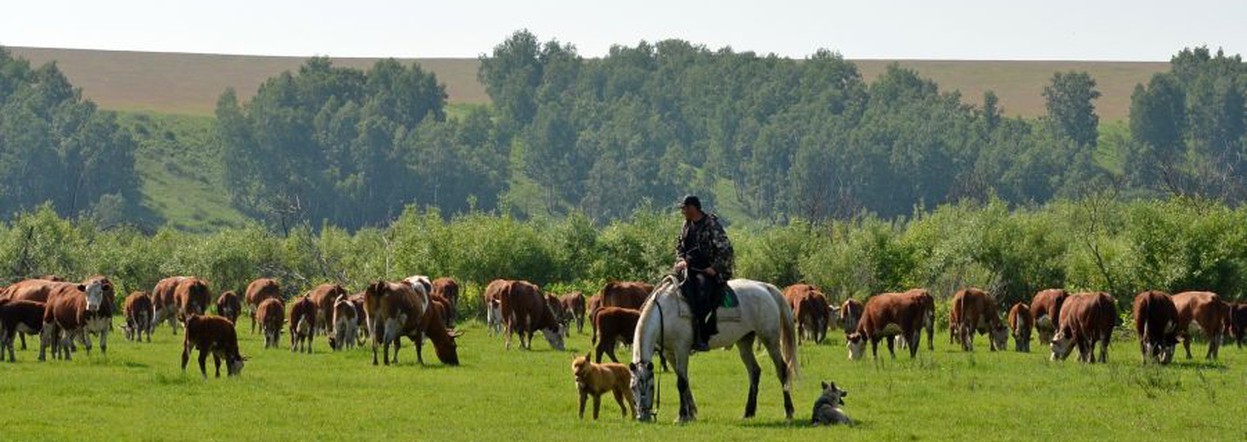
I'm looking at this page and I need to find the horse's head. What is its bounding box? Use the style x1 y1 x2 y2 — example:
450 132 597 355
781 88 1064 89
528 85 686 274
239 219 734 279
629 360 656 422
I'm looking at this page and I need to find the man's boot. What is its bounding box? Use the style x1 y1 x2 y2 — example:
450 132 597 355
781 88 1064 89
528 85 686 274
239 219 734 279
691 311 710 352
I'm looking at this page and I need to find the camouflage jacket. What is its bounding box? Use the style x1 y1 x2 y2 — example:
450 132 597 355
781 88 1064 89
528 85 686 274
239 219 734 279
676 213 734 281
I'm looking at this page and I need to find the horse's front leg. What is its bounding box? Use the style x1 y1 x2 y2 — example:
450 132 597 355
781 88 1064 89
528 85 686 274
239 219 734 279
674 350 697 423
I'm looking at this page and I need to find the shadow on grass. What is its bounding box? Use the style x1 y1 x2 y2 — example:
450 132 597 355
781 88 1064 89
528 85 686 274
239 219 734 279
738 418 866 430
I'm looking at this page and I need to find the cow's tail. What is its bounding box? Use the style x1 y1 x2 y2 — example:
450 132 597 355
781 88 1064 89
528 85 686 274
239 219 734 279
767 283 799 385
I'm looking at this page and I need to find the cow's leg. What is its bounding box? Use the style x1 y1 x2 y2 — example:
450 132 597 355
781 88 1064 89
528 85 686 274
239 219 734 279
39 324 53 361
197 350 208 378
909 330 920 358
1182 335 1192 359
99 328 108 355
606 338 620 363
504 318 513 350
1206 329 1219 360
414 333 425 365
213 354 222 378
19 332 26 351
871 337 880 361
181 343 191 372
392 338 401 364
886 335 897 359
736 333 761 418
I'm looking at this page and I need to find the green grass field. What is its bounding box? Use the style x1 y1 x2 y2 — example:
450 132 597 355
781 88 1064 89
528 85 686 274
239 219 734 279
2 319 1243 441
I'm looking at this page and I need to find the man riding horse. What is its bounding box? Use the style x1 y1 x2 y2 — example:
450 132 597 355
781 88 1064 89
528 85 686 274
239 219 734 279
673 195 734 352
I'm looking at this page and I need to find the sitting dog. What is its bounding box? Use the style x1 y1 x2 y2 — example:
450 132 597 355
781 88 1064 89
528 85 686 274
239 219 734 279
572 352 635 420
811 381 852 426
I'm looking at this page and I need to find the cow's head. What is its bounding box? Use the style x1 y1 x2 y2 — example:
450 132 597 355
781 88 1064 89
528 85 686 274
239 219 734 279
540 323 565 351
989 323 1009 352
435 329 462 366
1049 330 1074 361
846 333 866 360
83 279 107 312
227 354 246 377
630 360 656 422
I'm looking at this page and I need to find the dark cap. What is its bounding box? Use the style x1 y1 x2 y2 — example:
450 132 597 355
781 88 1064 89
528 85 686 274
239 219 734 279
678 195 701 209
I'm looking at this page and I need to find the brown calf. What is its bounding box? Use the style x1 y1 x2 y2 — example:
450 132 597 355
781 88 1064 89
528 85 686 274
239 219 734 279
289 296 317 353
949 288 1008 352
256 298 285 349
500 280 565 351
483 279 509 336
846 292 927 360
215 290 242 325
1007 302 1033 352
124 291 154 342
181 314 245 378
593 307 640 363
900 289 936 351
0 299 45 362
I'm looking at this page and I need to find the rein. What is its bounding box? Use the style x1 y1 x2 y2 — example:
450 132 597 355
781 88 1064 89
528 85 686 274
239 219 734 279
653 296 664 417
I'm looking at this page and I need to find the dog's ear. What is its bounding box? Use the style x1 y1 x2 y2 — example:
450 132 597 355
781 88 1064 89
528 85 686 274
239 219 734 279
629 362 636 370
585 351 591 361
822 381 829 389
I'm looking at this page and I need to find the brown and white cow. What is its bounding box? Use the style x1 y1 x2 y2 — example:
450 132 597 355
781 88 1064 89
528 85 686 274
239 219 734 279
181 314 245 378
42 276 115 361
307 283 348 336
1050 292 1115 363
1132 290 1179 364
1228 302 1247 348
432 277 460 328
363 280 427 365
600 281 653 311
592 306 640 363
500 280 565 351
4 278 68 349
949 288 1008 352
0 299 45 362
483 279 509 336
174 278 213 329
289 295 317 353
152 276 187 335
410 296 461 366
330 294 359 351
558 291 586 336
1171 291 1230 360
215 290 242 325
1030 289 1068 344
245 278 282 334
846 292 927 360
256 297 285 349
1007 302 1033 352
123 291 154 342
839 298 863 337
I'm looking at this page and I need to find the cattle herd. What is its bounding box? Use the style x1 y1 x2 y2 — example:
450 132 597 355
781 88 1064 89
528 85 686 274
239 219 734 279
2 273 1246 384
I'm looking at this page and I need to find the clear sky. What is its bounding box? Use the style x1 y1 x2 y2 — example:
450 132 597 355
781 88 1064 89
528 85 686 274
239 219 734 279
3 0 1245 60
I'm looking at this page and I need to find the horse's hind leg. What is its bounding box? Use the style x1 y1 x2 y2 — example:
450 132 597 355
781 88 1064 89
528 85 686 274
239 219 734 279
736 333 762 419
760 331 795 419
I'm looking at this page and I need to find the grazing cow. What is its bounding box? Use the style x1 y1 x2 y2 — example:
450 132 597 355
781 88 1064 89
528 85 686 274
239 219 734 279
1132 290 1179 364
245 278 282 334
307 283 348 336
432 277 460 328
256 298 285 349
900 289 936 351
1007 302 1033 352
123 291 154 342
592 307 640 363
0 299 45 362
500 280 565 351
949 288 1008 352
3 278 66 349
1050 292 1116 363
412 298 461 366
846 292 927 360
1228 302 1247 348
600 281 653 311
152 276 187 335
558 291 586 336
289 296 317 353
363 280 428 365
174 278 213 329
181 315 245 378
483 279 509 336
330 294 359 351
215 290 242 325
839 298 863 337
42 276 115 361
784 284 831 344
1030 289 1068 344
1171 291 1230 360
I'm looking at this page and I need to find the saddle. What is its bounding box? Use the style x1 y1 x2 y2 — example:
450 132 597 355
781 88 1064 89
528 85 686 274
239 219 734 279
676 284 741 322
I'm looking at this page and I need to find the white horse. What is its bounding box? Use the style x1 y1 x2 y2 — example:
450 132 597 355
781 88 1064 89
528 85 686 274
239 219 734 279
630 276 798 423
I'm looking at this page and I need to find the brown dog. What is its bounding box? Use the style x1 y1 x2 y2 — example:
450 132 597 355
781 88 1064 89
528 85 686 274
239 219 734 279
572 353 635 420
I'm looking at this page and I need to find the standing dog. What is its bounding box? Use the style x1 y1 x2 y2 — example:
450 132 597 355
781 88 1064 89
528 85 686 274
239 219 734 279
571 353 635 420
811 381 852 426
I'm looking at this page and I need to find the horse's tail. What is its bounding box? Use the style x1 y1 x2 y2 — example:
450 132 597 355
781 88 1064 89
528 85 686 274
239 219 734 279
767 283 799 385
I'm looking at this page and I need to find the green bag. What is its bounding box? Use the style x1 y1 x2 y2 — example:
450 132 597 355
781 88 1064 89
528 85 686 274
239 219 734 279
721 285 739 308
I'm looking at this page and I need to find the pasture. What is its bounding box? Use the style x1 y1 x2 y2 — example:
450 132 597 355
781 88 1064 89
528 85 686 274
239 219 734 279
1 318 1244 441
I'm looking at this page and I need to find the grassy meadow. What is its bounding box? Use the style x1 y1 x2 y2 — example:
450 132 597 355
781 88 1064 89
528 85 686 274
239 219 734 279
1 318 1244 441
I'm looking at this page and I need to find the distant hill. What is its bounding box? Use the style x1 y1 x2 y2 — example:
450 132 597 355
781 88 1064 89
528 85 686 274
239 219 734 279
10 47 1167 120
